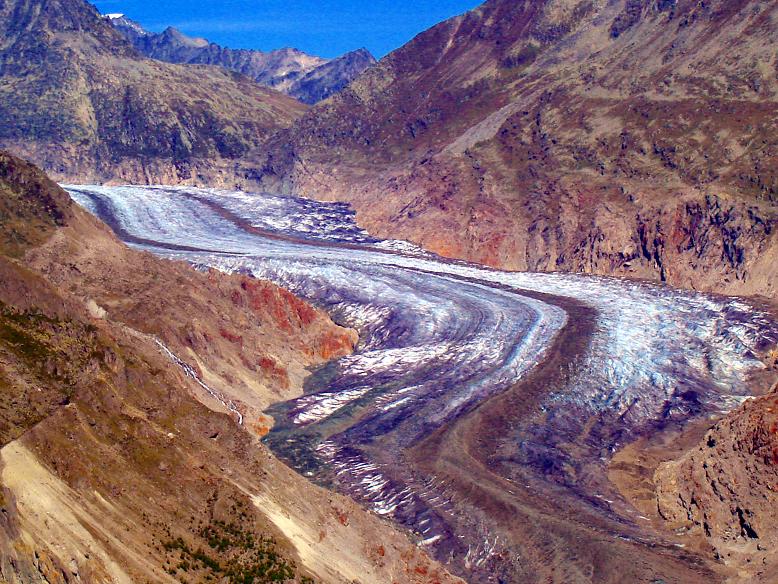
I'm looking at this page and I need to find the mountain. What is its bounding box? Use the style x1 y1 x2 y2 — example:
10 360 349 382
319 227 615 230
108 14 377 105
283 48 376 105
0 151 462 583
0 0 307 185
655 385 778 581
253 0 778 299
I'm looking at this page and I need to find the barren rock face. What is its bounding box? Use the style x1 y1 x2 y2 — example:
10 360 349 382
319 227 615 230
655 385 778 581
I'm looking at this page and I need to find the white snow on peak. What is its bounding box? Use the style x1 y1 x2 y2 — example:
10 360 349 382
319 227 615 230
105 14 125 20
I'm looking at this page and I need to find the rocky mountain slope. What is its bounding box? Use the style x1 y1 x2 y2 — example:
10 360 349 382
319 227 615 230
0 151 461 583
109 14 376 105
655 374 778 582
253 0 778 299
0 0 307 185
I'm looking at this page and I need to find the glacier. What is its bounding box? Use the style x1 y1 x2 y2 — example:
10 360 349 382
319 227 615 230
66 184 778 581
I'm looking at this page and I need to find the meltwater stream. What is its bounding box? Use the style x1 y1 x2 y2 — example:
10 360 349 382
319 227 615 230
68 185 778 582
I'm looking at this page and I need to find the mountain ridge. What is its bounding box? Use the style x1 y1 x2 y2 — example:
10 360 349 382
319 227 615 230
108 14 377 105
250 0 778 300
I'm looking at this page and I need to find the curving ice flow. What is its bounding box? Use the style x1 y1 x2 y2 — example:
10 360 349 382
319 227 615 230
67 185 778 580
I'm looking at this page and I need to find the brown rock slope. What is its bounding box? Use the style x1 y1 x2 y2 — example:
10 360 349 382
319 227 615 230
109 15 377 106
655 374 778 582
0 0 307 185
254 0 778 298
0 151 461 584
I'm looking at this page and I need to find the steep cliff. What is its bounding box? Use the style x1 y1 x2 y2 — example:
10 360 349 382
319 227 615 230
655 375 778 582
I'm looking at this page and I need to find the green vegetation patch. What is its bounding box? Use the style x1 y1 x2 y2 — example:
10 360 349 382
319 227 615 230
0 308 56 363
0 304 101 385
0 303 109 446
162 519 305 584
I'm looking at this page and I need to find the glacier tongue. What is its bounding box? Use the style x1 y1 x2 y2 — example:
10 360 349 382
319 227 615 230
66 184 778 580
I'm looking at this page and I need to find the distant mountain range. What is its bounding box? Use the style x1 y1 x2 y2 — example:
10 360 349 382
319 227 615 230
106 14 376 105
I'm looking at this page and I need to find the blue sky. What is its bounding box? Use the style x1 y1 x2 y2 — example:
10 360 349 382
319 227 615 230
93 0 480 59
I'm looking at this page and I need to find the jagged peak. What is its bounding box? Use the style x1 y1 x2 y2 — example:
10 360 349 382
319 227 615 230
104 13 149 38
340 47 377 63
160 25 210 48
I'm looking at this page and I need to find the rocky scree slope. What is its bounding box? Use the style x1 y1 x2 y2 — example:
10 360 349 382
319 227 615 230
109 14 376 105
254 0 778 299
0 0 307 185
0 151 460 584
